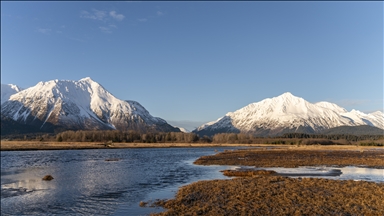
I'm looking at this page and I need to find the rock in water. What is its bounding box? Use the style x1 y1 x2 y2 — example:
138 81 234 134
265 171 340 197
42 175 54 181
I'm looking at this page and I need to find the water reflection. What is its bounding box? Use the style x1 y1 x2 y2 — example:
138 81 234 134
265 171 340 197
251 166 384 182
337 166 384 182
1 147 241 215
1 148 383 216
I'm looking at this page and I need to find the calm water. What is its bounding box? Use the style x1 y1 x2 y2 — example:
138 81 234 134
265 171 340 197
1 147 383 215
253 166 384 182
1 147 241 215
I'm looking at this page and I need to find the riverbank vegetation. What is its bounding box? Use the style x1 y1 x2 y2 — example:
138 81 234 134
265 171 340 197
194 148 384 168
1 131 383 146
148 147 384 215
151 176 384 216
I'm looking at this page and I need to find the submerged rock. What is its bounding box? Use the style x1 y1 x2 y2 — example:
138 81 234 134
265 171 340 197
42 175 54 181
105 158 119 161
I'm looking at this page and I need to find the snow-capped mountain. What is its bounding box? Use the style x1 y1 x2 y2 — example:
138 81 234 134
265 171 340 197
1 84 23 104
193 92 384 136
1 78 180 133
177 127 190 133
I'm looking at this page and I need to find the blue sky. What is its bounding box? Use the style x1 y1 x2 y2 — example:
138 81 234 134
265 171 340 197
1 2 383 130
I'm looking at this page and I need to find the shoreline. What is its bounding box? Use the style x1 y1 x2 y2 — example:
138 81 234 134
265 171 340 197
147 147 384 215
1 141 382 151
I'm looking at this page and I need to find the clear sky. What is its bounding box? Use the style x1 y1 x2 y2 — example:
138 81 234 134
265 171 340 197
1 1 383 131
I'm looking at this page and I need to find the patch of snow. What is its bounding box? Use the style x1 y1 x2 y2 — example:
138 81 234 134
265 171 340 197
1 84 23 104
177 127 190 133
315 101 347 113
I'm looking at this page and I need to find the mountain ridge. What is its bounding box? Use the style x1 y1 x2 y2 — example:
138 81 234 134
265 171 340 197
193 92 383 137
1 84 23 104
1 77 180 134
2 81 383 136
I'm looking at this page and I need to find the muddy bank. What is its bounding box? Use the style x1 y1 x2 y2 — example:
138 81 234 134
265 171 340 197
194 148 384 168
152 176 384 216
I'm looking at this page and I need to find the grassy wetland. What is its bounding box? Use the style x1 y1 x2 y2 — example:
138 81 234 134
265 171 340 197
194 147 384 168
148 146 384 215
151 176 384 216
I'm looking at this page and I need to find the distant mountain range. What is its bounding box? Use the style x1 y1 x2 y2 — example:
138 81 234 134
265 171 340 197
1 79 383 137
1 78 180 134
1 84 23 104
193 92 384 136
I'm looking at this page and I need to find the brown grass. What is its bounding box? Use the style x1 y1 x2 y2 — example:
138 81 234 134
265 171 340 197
221 169 277 177
0 141 287 151
1 140 381 151
146 147 384 215
194 148 384 168
151 176 384 216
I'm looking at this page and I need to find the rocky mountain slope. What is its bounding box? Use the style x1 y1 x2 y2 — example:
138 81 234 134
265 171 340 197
193 92 384 136
1 77 180 133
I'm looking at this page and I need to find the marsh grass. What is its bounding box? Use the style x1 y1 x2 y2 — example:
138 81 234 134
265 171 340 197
221 169 276 177
195 149 384 168
147 147 384 215
151 176 384 216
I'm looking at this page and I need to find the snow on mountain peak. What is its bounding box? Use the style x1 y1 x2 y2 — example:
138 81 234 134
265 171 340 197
350 109 365 115
270 92 306 105
1 84 23 104
177 127 190 133
370 110 384 116
194 92 384 136
1 78 179 132
80 77 92 80
280 92 294 97
79 77 96 83
9 84 22 92
315 101 347 113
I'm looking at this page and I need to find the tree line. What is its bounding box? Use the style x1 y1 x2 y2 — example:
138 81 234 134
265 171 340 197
55 130 202 143
2 130 383 146
210 133 383 145
278 133 383 142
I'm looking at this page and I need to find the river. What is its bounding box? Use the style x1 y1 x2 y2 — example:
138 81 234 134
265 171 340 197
1 147 383 215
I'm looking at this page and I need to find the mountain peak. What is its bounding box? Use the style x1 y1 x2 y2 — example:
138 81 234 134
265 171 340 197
371 110 384 115
1 78 180 133
281 92 294 97
79 77 94 82
271 92 305 105
8 84 22 92
274 92 301 101
194 92 384 136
